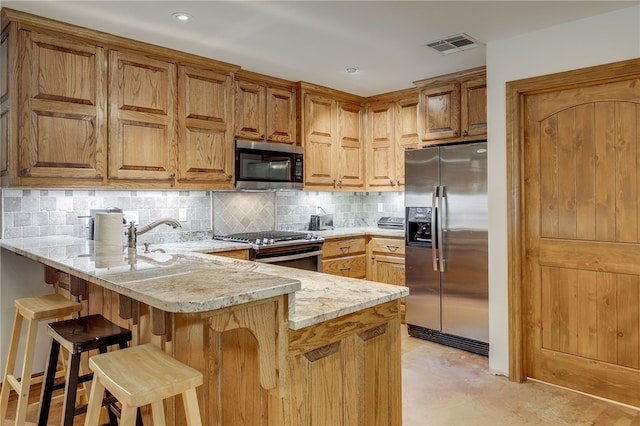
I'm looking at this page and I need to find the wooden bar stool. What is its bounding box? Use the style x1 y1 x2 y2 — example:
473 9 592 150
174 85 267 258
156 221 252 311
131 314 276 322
37 314 132 426
0 293 81 425
84 343 203 426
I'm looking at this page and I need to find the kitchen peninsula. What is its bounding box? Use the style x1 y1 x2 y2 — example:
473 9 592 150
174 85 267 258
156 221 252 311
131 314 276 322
0 236 407 426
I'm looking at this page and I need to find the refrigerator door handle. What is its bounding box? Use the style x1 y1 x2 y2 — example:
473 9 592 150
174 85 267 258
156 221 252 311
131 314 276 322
431 186 439 272
437 185 446 272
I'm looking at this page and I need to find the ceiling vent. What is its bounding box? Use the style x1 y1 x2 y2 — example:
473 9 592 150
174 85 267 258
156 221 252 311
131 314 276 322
426 33 481 55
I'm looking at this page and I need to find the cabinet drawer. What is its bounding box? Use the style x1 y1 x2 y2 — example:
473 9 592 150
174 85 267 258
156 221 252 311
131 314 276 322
322 255 366 278
322 237 366 258
369 237 405 256
208 249 249 260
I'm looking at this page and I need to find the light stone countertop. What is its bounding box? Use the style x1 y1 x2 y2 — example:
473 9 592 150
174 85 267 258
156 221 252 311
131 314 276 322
1 234 407 330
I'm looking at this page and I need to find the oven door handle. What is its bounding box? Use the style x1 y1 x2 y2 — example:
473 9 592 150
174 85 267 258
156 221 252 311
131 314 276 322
255 250 323 263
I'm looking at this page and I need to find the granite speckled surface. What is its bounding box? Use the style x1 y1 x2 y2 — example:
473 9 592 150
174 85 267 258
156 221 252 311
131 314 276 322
1 233 407 329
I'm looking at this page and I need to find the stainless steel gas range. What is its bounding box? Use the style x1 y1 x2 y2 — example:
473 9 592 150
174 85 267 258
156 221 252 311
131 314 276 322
214 231 324 272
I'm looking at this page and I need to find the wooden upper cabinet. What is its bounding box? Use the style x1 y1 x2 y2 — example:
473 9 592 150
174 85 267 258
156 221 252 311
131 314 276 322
367 102 396 189
416 67 486 144
17 29 107 183
461 76 487 138
109 50 177 182
420 83 460 141
336 102 364 189
177 65 234 187
394 93 420 186
303 93 336 187
1 29 11 182
234 77 296 144
366 90 419 191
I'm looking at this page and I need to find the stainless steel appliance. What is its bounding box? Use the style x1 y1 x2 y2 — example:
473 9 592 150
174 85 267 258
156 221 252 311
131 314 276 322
405 142 488 356
214 231 323 271
235 140 303 190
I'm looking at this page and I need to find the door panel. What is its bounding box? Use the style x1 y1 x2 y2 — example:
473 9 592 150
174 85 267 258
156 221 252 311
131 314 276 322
524 77 640 407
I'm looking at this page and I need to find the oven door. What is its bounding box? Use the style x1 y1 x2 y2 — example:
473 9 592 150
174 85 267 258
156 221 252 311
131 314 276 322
254 243 323 272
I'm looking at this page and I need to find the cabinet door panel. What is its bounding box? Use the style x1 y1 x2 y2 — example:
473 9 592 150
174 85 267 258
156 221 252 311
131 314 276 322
394 95 419 186
235 80 266 141
304 94 335 186
109 50 176 181
266 86 296 143
420 83 460 140
337 102 363 188
461 77 487 138
19 29 106 181
367 103 395 188
179 66 233 185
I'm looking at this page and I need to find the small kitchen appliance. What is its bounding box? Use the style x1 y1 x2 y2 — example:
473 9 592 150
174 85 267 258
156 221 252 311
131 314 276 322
235 140 303 190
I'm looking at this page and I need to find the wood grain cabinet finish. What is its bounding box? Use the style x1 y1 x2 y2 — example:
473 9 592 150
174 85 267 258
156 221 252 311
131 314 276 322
1 29 11 182
366 91 419 191
321 237 367 278
368 236 406 320
109 50 177 183
16 28 108 184
416 67 486 145
300 86 364 190
234 77 296 144
178 65 234 186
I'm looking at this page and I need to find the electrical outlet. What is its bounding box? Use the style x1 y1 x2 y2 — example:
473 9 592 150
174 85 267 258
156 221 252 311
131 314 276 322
123 210 139 225
179 208 187 222
378 203 384 213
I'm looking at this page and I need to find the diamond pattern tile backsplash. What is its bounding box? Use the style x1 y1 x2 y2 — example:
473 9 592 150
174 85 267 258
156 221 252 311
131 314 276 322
1 189 404 240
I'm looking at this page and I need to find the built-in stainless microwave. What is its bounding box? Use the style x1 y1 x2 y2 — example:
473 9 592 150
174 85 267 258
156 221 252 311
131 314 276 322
235 140 303 190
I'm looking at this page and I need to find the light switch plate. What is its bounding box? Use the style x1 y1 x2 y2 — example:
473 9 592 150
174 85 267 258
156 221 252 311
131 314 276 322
179 208 187 222
378 203 384 212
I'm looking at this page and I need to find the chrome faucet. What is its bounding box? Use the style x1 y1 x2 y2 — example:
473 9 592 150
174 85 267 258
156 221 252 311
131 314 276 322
127 218 182 248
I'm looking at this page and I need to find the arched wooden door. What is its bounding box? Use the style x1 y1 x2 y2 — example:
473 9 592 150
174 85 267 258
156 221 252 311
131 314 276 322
513 62 640 407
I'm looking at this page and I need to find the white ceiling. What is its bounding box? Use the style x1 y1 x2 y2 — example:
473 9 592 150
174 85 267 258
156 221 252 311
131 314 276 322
4 1 638 97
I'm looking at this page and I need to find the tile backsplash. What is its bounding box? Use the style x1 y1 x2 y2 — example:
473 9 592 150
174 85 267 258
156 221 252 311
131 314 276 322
0 189 212 244
1 189 404 240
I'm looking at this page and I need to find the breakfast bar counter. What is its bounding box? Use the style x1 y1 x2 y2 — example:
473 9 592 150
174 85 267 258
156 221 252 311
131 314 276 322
1 236 406 426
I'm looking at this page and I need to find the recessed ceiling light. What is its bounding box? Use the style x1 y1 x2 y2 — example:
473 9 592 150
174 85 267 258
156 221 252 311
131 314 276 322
346 66 360 74
172 12 192 21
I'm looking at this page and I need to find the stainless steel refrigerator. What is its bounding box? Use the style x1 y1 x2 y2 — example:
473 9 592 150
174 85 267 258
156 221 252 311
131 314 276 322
405 142 488 356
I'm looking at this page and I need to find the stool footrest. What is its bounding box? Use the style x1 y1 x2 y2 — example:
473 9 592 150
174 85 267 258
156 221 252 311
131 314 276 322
52 372 93 391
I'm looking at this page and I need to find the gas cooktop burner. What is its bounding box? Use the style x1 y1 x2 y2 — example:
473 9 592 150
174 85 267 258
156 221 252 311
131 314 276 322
213 230 322 246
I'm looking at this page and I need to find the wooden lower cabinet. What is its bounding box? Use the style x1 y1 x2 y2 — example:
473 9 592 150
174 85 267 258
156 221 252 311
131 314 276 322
52 269 402 426
288 301 402 426
321 237 366 278
208 249 249 260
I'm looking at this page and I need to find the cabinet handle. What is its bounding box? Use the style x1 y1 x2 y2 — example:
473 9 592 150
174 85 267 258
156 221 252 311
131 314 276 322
339 267 351 273
396 180 401 186
227 175 233 180
22 167 31 175
333 179 337 188
386 245 399 252
339 246 351 254
390 179 395 186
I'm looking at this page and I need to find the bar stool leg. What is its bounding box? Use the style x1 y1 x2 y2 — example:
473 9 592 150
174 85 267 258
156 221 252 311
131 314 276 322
0 309 22 421
150 400 166 426
84 375 104 426
37 338 60 426
183 388 203 424
62 352 82 426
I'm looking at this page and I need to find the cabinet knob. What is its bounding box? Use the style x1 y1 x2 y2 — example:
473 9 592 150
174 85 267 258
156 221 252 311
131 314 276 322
260 134 266 140
169 173 176 180
390 179 395 186
267 134 273 140
333 179 337 188
463 130 469 136
22 167 31 175
453 130 458 136
227 175 233 180
396 180 401 186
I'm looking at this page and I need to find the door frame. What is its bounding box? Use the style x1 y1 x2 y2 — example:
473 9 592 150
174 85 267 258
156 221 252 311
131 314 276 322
506 58 640 383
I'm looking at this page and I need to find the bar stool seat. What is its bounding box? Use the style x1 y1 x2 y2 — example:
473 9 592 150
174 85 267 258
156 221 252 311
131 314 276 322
37 314 132 426
84 343 203 426
0 293 81 425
